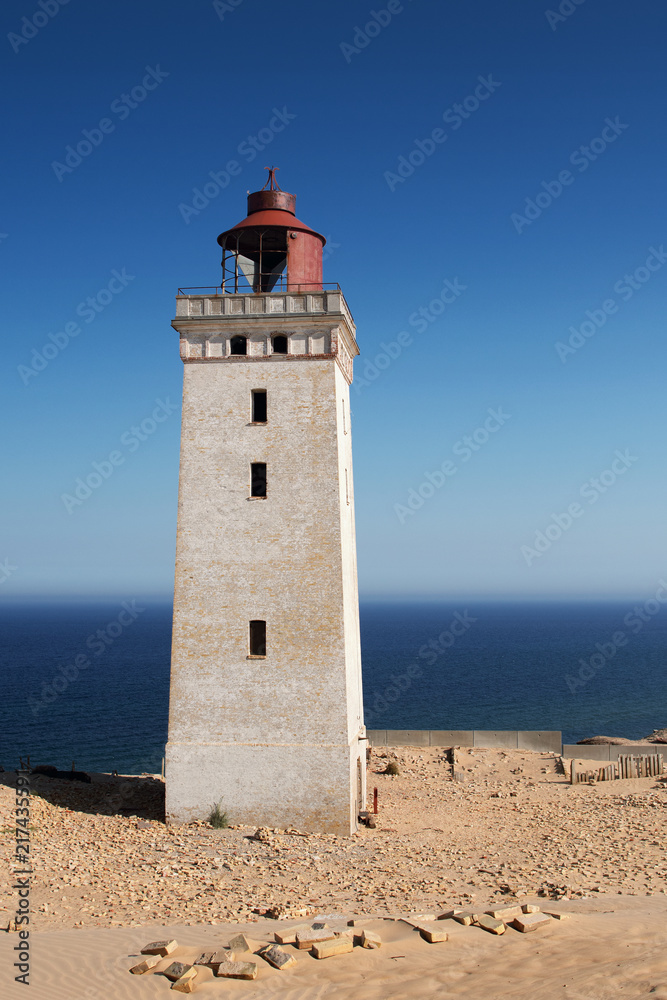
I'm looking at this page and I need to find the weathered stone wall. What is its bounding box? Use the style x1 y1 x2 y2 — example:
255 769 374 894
166 292 364 834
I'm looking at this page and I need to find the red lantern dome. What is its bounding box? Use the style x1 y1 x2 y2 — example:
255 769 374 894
217 168 326 293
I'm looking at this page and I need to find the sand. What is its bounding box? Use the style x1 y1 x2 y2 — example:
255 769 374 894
2 746 667 997
2 900 667 999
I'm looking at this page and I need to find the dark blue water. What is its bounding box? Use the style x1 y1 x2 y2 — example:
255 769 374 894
1 600 666 773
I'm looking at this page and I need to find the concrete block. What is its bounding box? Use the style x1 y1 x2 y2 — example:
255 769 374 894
194 952 216 967
361 929 382 949
436 908 462 920
452 909 479 926
544 911 570 920
429 731 474 747
215 961 257 980
511 913 552 933
163 962 193 982
522 904 541 914
274 924 310 945
260 944 297 970
199 950 231 971
562 745 610 761
399 914 436 928
518 731 562 753
367 730 387 746
312 937 354 959
486 905 523 920
476 915 505 935
141 939 177 957
419 924 448 943
228 933 251 952
473 731 518 749
171 968 198 993
296 928 337 949
129 956 160 974
385 730 429 747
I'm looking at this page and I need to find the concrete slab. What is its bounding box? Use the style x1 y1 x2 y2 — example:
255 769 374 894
562 745 610 760
473 731 518 749
518 731 562 753
385 730 430 747
429 731 474 747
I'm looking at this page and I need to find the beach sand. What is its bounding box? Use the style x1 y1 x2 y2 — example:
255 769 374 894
2 746 666 997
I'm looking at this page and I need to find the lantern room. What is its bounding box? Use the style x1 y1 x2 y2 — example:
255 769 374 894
217 168 326 294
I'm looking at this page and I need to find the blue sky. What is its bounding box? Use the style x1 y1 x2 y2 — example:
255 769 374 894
2 0 666 601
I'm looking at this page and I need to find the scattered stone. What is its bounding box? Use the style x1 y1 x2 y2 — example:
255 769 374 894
199 950 231 971
522 903 541 914
171 967 198 993
452 910 479 926
312 936 354 959
311 921 329 930
486 905 523 920
511 913 552 933
436 908 462 920
476 914 506 935
266 904 309 920
163 962 193 981
418 924 448 944
260 944 297 970
361 929 382 949
129 956 160 974
141 939 177 957
228 933 251 952
544 911 571 920
194 952 216 966
215 961 257 980
399 914 436 928
274 924 310 945
296 928 337 949
253 827 273 843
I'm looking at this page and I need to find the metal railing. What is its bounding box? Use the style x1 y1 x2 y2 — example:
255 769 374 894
177 282 341 296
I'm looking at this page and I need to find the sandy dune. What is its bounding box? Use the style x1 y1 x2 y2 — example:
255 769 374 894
2 898 667 1000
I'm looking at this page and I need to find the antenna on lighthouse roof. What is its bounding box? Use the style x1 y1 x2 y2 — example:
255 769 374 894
262 166 282 191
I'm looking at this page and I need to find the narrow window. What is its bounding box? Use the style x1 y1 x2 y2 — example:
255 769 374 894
230 335 247 356
342 399 347 435
252 389 267 423
249 620 266 657
345 468 350 505
272 335 288 354
251 462 267 497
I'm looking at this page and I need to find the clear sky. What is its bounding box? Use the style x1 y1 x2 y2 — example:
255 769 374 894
2 0 666 601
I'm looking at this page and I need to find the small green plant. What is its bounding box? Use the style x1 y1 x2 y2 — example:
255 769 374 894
384 761 400 776
209 801 229 829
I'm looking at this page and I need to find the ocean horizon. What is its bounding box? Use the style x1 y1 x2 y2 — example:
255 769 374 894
1 598 666 774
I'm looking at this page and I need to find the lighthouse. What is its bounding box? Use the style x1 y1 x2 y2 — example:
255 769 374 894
165 170 366 835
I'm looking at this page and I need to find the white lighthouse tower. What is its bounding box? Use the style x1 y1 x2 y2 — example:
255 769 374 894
165 170 366 835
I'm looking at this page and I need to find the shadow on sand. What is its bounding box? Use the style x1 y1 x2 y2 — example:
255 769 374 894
0 769 165 822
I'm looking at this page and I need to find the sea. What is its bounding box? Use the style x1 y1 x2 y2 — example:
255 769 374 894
1 600 666 774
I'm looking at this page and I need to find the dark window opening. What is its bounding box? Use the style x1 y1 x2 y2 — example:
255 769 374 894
251 462 267 497
252 390 267 423
272 335 288 354
249 620 266 656
230 335 247 356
